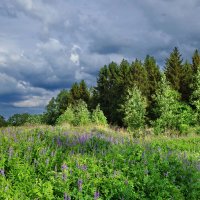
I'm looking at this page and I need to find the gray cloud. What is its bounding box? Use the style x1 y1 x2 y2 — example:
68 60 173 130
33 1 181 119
0 0 200 117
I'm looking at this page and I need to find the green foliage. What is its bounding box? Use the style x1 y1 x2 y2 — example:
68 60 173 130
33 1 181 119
191 68 200 123
130 59 148 96
72 100 91 126
7 113 30 126
91 104 107 126
56 105 75 125
0 115 7 127
43 97 59 125
153 75 195 134
144 55 161 100
70 80 90 105
180 61 193 102
25 114 43 125
192 49 200 73
164 47 183 91
0 127 199 199
122 87 147 131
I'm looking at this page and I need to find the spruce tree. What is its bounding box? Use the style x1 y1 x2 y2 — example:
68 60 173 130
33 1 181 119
164 47 183 92
180 61 193 102
144 55 161 100
130 59 148 96
191 68 200 123
192 49 200 73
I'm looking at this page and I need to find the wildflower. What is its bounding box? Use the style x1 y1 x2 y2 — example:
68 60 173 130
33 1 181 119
94 191 100 199
62 173 67 181
0 169 5 177
64 193 71 200
78 179 83 191
62 163 68 171
82 165 87 171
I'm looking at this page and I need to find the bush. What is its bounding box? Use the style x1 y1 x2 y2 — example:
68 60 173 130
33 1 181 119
122 87 147 132
72 100 91 126
56 105 75 125
91 104 107 126
153 75 196 134
25 114 43 125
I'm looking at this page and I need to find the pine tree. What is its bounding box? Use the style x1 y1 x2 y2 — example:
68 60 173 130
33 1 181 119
164 47 183 92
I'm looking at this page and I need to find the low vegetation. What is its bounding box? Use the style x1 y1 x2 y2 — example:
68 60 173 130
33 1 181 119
0 126 199 199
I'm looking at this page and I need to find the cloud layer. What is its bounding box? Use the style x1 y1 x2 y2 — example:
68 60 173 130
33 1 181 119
0 0 200 117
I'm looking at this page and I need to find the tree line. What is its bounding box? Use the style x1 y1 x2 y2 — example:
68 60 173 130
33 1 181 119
1 47 200 133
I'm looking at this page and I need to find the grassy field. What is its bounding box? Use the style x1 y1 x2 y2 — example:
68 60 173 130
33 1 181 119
0 125 199 199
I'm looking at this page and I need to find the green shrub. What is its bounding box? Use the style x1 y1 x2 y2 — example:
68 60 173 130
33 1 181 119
91 104 107 126
122 87 147 132
153 75 196 134
25 114 43 125
56 105 75 125
72 100 91 126
191 67 200 123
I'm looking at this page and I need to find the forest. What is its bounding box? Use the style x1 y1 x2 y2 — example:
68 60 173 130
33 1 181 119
1 47 200 135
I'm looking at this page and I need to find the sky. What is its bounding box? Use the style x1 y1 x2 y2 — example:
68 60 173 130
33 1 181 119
0 0 200 118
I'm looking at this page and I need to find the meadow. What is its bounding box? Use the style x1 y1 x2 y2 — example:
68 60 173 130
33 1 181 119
0 125 199 199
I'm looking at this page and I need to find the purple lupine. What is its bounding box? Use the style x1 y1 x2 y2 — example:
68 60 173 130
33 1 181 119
0 169 5 177
78 179 83 191
61 163 68 171
62 173 67 181
64 193 71 200
82 165 87 171
94 191 100 199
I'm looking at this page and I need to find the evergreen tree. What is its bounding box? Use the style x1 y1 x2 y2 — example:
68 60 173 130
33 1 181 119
56 89 71 115
70 82 81 104
144 55 161 101
192 49 200 73
70 80 90 105
43 97 59 125
164 47 183 92
96 62 119 124
180 61 193 102
130 59 148 96
79 80 90 104
190 68 200 123
0 115 7 127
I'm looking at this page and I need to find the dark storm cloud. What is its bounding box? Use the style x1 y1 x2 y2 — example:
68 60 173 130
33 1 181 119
0 0 200 117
